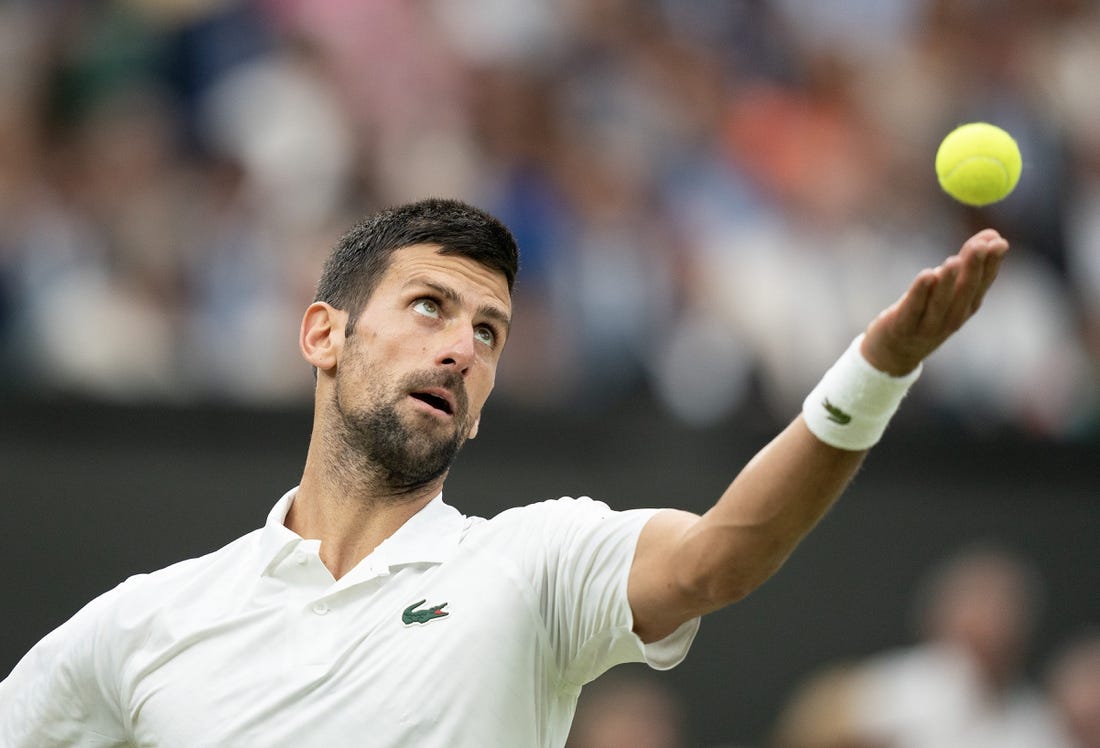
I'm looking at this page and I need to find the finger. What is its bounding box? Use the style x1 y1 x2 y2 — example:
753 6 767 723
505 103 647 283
964 228 1009 259
969 227 1004 244
932 229 1010 328
917 257 960 334
891 269 937 336
968 236 1010 315
942 239 988 329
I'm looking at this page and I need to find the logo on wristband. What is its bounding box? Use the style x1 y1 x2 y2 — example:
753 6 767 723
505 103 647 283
822 399 852 425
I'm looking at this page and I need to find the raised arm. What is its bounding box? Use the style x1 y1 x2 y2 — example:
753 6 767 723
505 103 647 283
628 229 1010 643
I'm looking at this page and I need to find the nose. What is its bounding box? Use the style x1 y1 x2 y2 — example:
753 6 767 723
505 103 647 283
436 323 476 375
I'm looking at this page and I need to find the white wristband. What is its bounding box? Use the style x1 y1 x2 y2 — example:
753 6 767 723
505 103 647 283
801 334 921 451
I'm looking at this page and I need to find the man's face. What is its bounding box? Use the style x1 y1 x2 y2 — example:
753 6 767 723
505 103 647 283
329 243 511 489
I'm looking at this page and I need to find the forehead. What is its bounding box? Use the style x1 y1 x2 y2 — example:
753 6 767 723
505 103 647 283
379 243 512 313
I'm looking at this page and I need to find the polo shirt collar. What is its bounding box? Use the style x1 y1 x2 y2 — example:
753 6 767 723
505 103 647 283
370 491 465 568
258 486 466 577
259 487 302 575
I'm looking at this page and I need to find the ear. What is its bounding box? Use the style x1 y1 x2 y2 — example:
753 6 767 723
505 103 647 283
468 417 480 440
300 302 346 372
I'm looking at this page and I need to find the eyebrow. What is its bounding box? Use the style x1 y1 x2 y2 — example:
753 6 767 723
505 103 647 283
410 278 512 332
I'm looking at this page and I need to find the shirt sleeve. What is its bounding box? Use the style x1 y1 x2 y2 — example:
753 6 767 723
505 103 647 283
525 497 700 687
0 584 131 747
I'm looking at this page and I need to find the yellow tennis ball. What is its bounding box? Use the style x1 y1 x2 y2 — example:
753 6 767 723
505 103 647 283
935 122 1022 206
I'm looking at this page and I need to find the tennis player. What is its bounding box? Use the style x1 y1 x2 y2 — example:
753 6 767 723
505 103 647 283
0 198 1009 746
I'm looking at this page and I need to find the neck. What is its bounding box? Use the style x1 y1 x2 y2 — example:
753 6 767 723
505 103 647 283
289 424 445 580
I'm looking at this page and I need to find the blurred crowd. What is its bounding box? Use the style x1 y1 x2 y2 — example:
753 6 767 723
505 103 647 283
1 0 1098 436
771 543 1100 748
568 543 1100 748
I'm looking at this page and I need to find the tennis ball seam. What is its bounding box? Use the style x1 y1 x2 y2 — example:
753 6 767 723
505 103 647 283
940 155 1010 190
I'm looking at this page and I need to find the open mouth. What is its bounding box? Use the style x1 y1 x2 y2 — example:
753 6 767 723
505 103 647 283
410 391 453 416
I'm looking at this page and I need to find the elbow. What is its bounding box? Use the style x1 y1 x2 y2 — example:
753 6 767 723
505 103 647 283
675 537 789 613
706 566 777 608
674 568 755 615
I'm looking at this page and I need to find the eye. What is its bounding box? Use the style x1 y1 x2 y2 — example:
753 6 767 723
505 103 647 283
412 298 441 318
474 324 497 348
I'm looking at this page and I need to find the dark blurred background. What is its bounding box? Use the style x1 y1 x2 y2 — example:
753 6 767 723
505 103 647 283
1 0 1098 745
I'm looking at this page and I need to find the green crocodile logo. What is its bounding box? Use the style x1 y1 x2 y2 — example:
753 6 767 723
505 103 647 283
822 398 852 425
402 599 450 626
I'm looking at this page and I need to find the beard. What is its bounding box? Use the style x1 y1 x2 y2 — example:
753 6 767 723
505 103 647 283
333 367 472 493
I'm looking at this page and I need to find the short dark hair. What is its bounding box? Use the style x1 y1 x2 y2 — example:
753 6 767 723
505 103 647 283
315 198 519 331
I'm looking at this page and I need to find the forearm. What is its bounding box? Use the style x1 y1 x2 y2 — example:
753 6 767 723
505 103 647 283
680 417 866 609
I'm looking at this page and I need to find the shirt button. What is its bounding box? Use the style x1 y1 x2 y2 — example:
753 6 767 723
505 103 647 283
312 601 329 616
293 551 308 565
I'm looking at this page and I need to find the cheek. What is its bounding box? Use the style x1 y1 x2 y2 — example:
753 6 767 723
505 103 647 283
355 327 424 370
464 367 497 414
338 341 389 396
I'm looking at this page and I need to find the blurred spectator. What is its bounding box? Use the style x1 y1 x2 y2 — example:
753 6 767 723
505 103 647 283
566 670 687 748
770 663 877 748
847 542 1068 748
771 542 1071 748
1046 631 1100 748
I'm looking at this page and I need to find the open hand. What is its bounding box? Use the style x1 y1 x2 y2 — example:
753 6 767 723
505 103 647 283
861 229 1010 376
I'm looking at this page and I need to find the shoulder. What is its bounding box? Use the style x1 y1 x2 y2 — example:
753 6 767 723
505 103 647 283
129 529 262 585
462 497 659 563
5 529 262 670
488 496 663 527
503 496 609 514
98 529 265 621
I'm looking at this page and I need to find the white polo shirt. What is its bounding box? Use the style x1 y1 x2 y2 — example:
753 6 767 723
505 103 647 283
1 489 699 747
